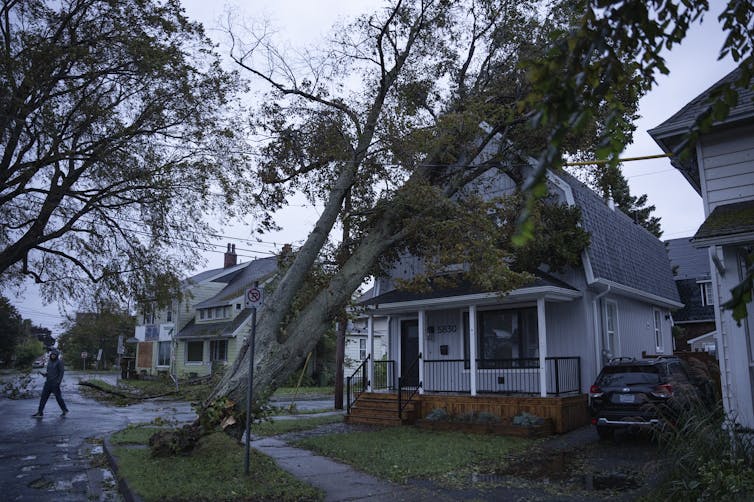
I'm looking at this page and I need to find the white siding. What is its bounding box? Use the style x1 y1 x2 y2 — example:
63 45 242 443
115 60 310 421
610 295 673 359
700 124 754 211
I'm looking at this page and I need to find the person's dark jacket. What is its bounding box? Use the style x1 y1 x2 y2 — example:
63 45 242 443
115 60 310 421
44 350 65 387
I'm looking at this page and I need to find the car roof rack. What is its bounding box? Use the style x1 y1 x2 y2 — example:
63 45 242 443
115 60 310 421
607 357 636 365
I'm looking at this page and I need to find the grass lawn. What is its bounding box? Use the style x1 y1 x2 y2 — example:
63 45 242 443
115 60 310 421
272 386 334 398
294 427 530 485
112 429 322 501
252 414 343 437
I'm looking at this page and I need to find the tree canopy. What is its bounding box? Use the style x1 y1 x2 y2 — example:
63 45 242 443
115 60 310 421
0 0 250 308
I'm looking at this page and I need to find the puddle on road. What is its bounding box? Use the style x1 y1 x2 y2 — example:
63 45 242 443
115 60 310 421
22 455 37 461
21 465 36 472
498 451 641 492
28 477 53 489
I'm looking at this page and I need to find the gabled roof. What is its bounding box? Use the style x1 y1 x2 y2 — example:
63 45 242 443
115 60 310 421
556 171 681 304
666 237 711 280
648 63 754 193
195 256 278 309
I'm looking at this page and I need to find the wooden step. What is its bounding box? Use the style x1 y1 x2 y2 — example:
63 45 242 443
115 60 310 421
348 392 422 425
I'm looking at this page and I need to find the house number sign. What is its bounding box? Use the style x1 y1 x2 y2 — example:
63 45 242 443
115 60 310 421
435 325 457 334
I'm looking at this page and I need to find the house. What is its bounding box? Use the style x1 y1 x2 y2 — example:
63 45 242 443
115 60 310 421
133 244 277 378
347 159 681 433
344 315 388 376
665 237 717 352
649 64 754 428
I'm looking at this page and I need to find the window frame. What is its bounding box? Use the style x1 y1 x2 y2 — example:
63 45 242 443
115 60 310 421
604 300 619 357
209 339 228 362
157 341 171 367
698 281 714 307
462 307 539 369
654 309 664 353
359 338 367 360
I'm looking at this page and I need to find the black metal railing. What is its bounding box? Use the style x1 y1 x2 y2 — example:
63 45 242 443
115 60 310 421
373 359 396 391
346 354 369 414
398 352 422 419
423 356 581 396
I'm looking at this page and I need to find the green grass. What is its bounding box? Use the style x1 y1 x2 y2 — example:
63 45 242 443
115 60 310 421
252 414 343 437
272 386 334 398
294 427 530 484
110 424 158 445
113 431 322 501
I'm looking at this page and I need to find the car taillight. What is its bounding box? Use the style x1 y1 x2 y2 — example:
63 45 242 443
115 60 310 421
590 384 603 397
651 383 673 398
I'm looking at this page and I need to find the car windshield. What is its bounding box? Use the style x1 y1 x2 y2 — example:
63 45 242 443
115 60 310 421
598 366 661 386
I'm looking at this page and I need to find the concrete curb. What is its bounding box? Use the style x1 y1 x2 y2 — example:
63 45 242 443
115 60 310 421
103 436 145 502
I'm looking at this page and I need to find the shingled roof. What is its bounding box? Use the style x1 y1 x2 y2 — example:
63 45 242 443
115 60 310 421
195 256 278 309
176 308 255 339
556 171 680 303
648 63 754 193
666 237 711 280
693 199 754 244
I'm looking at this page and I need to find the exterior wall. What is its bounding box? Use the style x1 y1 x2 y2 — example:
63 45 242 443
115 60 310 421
345 335 386 373
712 245 754 428
606 294 673 360
699 124 754 213
545 299 594 393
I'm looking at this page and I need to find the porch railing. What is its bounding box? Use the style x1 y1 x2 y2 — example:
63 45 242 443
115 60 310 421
398 352 422 419
423 356 581 396
346 354 369 414
373 359 396 391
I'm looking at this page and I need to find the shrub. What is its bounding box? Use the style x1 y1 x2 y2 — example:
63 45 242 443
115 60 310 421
655 401 754 500
425 408 449 422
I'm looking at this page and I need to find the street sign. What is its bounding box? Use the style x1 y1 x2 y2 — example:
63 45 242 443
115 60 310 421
81 351 88 359
96 349 103 361
245 286 264 308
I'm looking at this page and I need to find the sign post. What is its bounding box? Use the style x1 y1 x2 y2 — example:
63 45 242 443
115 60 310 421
244 282 263 475
81 351 88 371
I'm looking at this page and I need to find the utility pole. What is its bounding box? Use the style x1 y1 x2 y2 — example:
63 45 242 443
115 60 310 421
334 189 352 410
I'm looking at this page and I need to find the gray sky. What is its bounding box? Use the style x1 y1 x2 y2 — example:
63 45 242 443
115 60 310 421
6 0 738 335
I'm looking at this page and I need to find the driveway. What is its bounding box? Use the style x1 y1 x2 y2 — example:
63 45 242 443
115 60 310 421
0 371 195 501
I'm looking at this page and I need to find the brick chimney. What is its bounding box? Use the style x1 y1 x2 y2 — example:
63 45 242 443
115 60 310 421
224 243 237 268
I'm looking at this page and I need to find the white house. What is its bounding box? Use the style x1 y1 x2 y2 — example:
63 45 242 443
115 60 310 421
348 155 681 433
650 64 754 428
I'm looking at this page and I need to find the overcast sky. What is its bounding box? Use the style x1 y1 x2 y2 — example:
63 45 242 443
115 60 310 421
7 0 739 335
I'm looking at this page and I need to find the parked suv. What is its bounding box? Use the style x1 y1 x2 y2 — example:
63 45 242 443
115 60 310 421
588 356 714 439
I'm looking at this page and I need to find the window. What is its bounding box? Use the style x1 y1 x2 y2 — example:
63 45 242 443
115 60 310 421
604 301 618 358
157 341 171 366
200 310 205 320
215 307 222 318
463 308 538 368
210 340 228 362
186 341 203 363
224 306 231 318
236 303 242 310
699 281 714 306
359 338 367 360
207 308 213 319
166 309 172 323
654 309 664 353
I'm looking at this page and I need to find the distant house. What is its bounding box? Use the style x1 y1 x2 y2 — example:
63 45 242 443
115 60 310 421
650 63 754 428
347 157 681 433
665 237 716 353
133 245 277 378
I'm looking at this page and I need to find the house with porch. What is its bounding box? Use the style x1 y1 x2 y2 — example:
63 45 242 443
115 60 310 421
649 63 754 428
133 244 277 379
346 163 681 433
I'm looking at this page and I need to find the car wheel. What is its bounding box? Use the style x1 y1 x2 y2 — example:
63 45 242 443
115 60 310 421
596 425 614 440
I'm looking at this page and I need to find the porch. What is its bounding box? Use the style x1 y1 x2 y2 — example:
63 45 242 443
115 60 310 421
345 355 588 433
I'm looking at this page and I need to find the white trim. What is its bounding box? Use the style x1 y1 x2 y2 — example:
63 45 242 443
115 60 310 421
367 316 374 392
603 299 620 359
418 310 426 395
692 231 754 248
469 305 478 396
653 308 665 354
698 140 710 218
537 298 547 398
688 330 717 345
365 286 581 314
590 278 683 309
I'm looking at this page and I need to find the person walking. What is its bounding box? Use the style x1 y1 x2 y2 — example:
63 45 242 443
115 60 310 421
32 348 68 418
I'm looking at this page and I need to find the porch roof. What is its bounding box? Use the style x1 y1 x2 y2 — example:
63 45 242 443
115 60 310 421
176 308 252 339
359 274 580 314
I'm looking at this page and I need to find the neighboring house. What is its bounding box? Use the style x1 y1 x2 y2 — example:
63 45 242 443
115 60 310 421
650 63 754 428
349 157 681 433
665 237 717 352
344 316 388 376
134 244 277 378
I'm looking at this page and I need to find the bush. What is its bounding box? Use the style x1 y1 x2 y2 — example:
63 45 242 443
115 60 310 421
654 401 754 500
425 408 449 422
14 338 44 368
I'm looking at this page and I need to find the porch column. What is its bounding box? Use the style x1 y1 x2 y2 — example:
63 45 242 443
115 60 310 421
418 310 426 395
367 315 374 392
537 297 548 397
469 305 478 396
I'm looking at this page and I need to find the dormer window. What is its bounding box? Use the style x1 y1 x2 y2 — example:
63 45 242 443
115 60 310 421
200 310 205 320
207 308 213 320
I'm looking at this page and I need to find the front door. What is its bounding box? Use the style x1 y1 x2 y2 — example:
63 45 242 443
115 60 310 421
401 319 419 386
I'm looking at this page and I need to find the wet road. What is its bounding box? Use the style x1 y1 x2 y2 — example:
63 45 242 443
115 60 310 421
0 371 195 501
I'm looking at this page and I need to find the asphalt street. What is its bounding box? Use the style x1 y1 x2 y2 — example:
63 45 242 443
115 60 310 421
0 371 195 501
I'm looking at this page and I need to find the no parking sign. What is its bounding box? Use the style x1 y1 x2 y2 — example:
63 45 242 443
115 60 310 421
245 286 263 308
